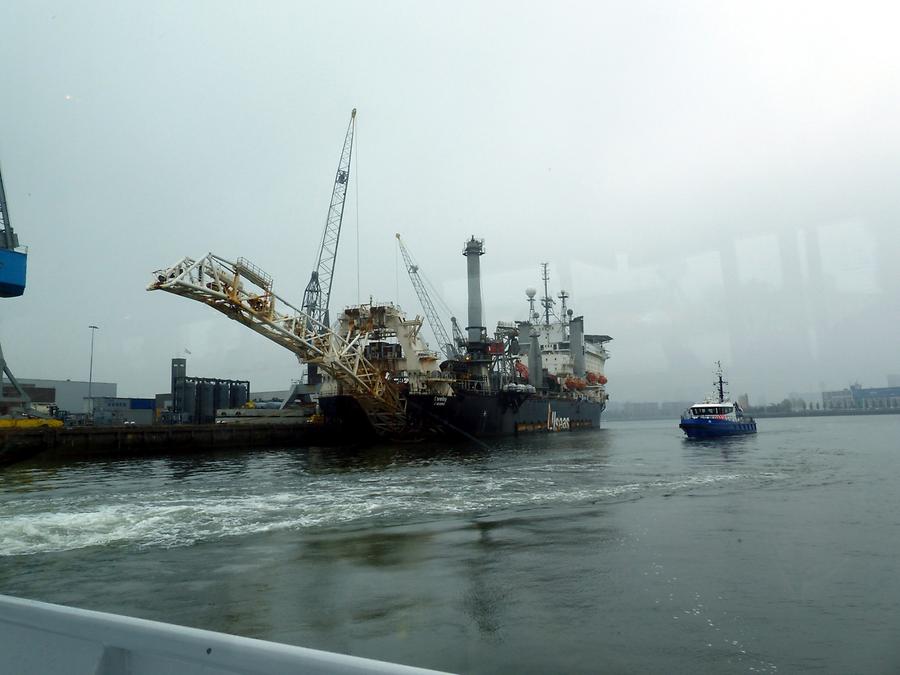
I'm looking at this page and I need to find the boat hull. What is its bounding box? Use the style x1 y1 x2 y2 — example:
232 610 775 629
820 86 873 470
679 418 757 438
319 391 604 439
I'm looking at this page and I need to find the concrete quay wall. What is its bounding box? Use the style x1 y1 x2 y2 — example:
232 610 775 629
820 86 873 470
0 423 342 467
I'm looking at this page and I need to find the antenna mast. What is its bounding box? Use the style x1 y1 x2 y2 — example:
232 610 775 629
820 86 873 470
540 263 554 326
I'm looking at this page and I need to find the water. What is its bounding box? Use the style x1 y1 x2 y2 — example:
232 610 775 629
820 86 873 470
2 416 899 673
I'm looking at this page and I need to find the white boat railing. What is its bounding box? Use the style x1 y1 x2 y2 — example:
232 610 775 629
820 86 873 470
0 594 451 675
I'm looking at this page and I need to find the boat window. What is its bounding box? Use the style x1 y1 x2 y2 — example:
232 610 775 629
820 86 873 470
692 406 731 415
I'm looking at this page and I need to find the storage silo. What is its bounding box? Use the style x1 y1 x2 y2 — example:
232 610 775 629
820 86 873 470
214 381 231 412
198 381 215 423
230 382 248 408
182 380 198 423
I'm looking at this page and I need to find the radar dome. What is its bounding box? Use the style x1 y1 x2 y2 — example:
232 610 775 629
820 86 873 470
525 287 537 298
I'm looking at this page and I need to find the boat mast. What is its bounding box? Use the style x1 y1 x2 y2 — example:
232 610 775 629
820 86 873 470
714 361 728 403
541 263 553 326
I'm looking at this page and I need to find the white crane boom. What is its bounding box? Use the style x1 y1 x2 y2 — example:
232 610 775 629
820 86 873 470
148 253 409 436
395 234 458 360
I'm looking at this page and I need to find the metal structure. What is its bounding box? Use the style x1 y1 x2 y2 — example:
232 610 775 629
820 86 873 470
540 262 554 326
396 233 457 360
0 161 18 252
301 108 357 329
0 341 30 410
149 253 408 436
0 159 30 411
450 316 465 351
87 324 99 415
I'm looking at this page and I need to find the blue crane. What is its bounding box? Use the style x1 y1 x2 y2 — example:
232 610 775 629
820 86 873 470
0 159 31 409
0 162 26 298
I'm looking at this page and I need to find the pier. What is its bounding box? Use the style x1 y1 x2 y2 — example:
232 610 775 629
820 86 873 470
0 422 345 467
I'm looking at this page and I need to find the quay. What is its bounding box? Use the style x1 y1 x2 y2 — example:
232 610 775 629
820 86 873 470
0 422 345 467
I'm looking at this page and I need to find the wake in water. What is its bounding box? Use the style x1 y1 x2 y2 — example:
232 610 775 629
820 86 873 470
1 452 756 556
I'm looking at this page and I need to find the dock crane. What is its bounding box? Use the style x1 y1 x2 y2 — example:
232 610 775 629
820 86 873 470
300 109 356 384
396 233 459 360
0 159 32 412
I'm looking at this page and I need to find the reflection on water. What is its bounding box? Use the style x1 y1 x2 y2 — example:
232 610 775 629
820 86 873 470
682 433 759 462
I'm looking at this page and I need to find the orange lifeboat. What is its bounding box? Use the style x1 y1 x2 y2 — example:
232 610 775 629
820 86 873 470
565 377 587 390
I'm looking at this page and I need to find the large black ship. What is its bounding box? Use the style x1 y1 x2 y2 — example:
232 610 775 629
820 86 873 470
317 236 611 439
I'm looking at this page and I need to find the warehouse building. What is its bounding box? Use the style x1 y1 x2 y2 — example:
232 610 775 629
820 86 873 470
3 378 117 414
822 383 900 410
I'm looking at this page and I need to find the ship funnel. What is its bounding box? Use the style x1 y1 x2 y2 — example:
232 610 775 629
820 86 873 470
528 324 544 389
570 315 585 377
463 236 485 343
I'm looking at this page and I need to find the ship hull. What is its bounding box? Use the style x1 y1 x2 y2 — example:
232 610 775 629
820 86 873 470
319 392 604 438
679 418 757 438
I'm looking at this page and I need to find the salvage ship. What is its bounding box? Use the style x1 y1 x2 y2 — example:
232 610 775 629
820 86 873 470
316 237 611 438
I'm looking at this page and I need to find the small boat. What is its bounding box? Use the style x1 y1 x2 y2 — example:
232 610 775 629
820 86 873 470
679 362 756 438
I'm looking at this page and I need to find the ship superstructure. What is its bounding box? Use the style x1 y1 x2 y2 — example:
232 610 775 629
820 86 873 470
317 236 611 437
515 263 610 403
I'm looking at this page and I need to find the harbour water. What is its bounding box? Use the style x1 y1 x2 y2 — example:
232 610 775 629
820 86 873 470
1 415 898 673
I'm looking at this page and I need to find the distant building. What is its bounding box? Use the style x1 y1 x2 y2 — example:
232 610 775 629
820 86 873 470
823 384 900 410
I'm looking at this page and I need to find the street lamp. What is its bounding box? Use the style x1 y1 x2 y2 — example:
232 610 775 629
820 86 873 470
88 325 99 417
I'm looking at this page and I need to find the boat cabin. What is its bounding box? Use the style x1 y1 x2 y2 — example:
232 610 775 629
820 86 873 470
689 403 741 418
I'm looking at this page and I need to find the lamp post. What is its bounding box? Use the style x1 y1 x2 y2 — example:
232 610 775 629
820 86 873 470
88 325 99 417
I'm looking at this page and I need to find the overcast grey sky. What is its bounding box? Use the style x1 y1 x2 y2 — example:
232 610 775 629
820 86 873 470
1 0 898 404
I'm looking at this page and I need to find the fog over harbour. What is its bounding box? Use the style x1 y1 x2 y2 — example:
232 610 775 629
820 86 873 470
1 1 898 405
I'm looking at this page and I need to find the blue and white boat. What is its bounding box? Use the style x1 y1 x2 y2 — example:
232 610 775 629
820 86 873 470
679 363 756 438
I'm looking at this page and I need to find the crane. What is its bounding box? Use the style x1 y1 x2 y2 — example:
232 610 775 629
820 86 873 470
301 109 356 329
396 233 458 360
0 160 32 411
149 253 409 436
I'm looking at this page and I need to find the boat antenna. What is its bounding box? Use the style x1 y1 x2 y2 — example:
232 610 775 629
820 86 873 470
714 361 728 403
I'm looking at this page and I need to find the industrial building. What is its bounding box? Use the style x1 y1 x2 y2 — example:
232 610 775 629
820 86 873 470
3 378 117 414
822 384 900 410
92 397 155 426
166 358 250 424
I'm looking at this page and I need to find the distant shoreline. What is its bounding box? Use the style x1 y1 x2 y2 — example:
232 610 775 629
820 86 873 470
606 409 900 422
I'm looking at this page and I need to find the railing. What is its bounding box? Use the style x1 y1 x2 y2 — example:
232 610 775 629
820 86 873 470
0 594 447 675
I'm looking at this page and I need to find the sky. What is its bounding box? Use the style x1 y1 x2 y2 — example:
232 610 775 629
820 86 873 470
1 0 899 405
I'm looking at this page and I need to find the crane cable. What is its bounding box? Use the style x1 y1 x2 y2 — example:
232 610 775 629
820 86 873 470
355 119 360 305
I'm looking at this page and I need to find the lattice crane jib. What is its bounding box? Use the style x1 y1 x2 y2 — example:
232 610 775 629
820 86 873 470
0 162 15 250
149 253 408 435
395 234 457 360
302 109 356 328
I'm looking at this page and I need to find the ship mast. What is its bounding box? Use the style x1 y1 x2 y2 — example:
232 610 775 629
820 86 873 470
714 361 728 403
541 262 554 326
